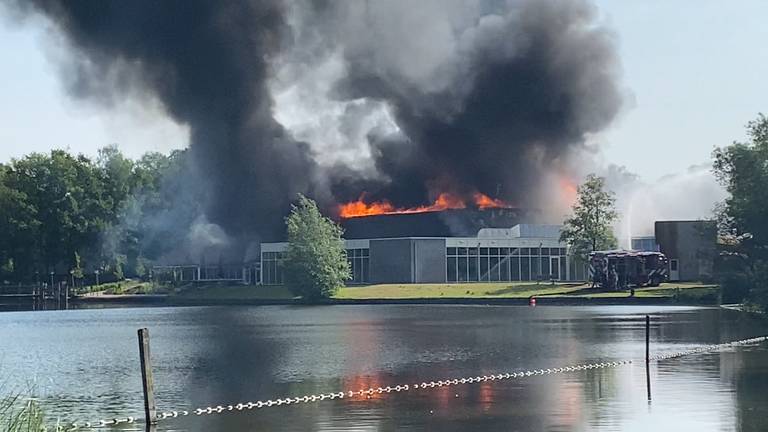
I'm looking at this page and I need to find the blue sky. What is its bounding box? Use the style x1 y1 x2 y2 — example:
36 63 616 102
0 1 766 182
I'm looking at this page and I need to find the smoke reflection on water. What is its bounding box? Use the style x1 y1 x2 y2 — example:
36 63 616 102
0 305 766 431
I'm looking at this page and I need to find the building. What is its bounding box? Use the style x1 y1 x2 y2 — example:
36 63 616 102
260 224 586 285
654 220 717 281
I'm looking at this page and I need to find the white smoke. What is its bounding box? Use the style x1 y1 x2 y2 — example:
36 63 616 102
607 163 725 248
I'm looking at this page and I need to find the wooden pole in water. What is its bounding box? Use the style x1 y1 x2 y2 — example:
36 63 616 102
645 315 652 401
645 315 650 364
138 328 157 424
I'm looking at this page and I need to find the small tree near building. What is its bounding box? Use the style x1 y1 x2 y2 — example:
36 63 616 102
559 174 618 263
283 194 351 301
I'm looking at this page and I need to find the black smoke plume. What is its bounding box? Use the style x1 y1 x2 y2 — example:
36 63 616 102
11 0 624 245
13 0 320 243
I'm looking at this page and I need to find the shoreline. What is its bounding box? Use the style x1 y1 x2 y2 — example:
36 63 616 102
69 294 716 308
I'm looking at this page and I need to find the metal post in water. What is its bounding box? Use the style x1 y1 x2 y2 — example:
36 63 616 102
645 315 652 401
138 328 157 424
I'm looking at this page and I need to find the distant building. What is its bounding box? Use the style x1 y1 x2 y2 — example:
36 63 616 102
654 220 717 281
260 224 588 285
631 236 659 252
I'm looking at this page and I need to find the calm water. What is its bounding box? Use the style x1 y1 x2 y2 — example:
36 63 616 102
1 305 767 431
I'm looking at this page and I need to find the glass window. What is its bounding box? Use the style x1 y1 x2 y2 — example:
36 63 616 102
531 257 540 279
560 258 567 281
541 248 550 256
521 257 530 280
458 247 468 256
480 257 489 281
469 247 478 256
500 256 510 281
511 257 520 280
530 248 539 256
489 256 500 281
469 255 478 281
363 248 369 257
490 247 499 255
447 257 457 282
480 248 489 256
458 257 468 282
500 247 509 255
520 248 529 256
447 247 457 256
542 258 550 279
354 258 362 282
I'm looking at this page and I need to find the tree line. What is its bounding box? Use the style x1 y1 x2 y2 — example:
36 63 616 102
0 145 188 285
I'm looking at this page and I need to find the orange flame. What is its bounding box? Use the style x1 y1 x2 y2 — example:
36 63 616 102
338 192 510 218
559 177 578 207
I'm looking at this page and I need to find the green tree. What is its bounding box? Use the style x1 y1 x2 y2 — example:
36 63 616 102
713 113 768 309
283 194 350 301
70 251 84 281
559 174 618 261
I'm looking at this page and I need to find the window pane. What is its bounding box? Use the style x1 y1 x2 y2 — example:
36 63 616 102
490 247 499 255
521 257 530 280
458 257 468 282
542 258 550 279
447 247 457 256
530 247 539 256
459 247 468 256
355 258 362 282
533 256 542 279
511 257 520 280
447 257 457 282
541 248 550 256
489 257 500 281
480 247 489 256
520 248 529 256
469 256 478 281
469 247 478 256
500 247 509 255
480 257 489 281
363 248 369 257
560 258 567 281
500 256 510 281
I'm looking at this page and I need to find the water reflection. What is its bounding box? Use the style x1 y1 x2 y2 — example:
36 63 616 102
0 306 766 431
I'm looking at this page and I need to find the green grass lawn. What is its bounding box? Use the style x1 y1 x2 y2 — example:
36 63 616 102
170 281 719 302
335 282 584 299
172 283 296 300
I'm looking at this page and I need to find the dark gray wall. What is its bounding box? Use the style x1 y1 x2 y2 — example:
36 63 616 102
655 221 716 281
413 239 447 283
369 238 448 284
370 239 413 284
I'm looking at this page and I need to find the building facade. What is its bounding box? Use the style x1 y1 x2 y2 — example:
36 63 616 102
654 220 717 281
260 224 585 285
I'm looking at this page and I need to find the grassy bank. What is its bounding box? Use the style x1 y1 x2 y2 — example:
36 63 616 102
170 281 719 303
1 394 72 432
75 280 163 296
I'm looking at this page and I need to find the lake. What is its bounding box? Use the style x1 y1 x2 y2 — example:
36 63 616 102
1 305 767 431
